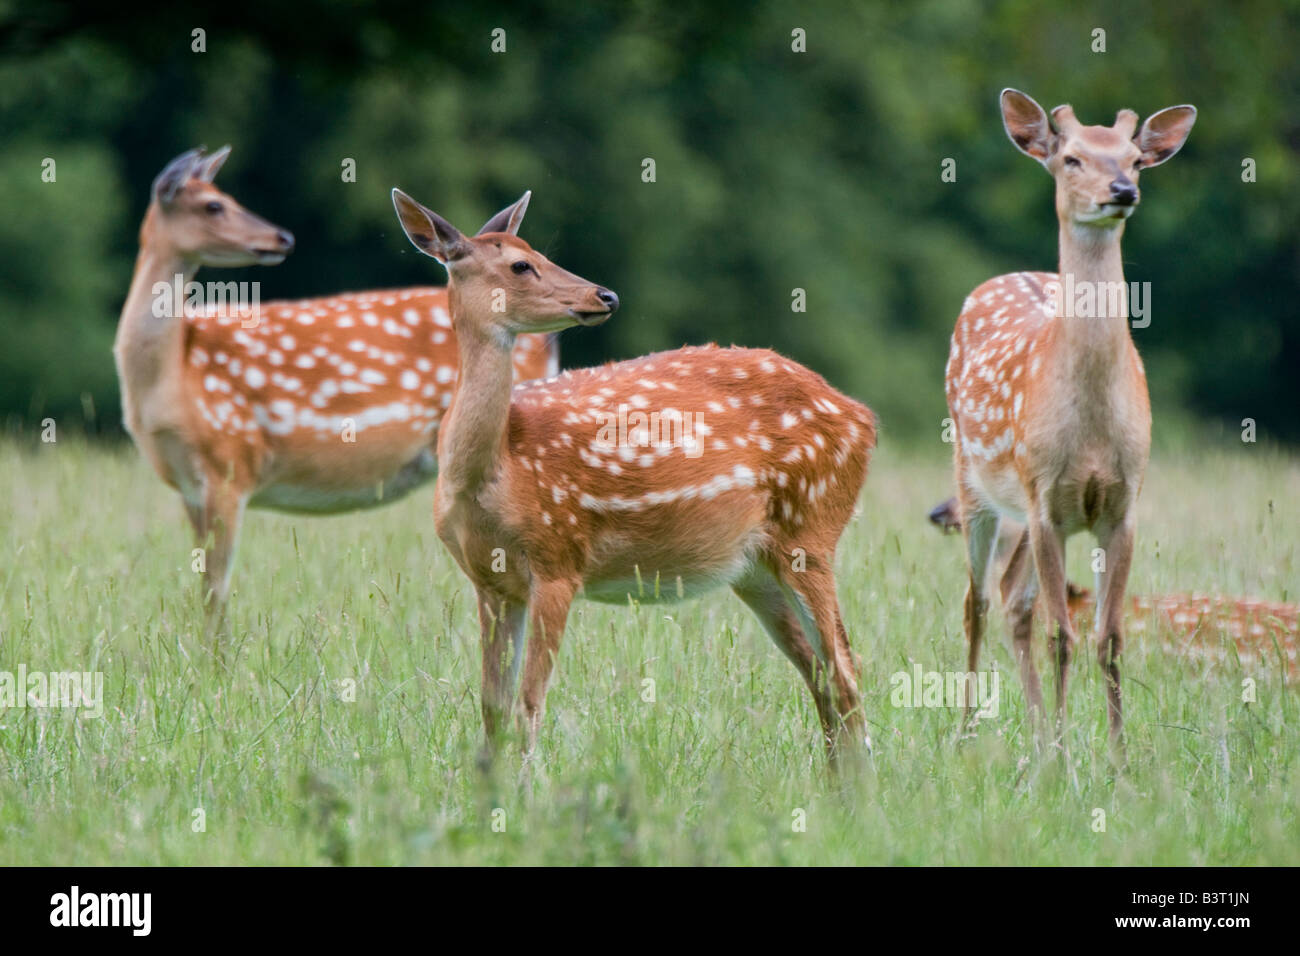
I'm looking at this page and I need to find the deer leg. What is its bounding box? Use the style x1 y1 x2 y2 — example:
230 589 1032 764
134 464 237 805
733 563 838 753
182 497 215 632
998 528 1030 607
960 500 1000 725
516 577 578 754
774 555 865 761
475 591 527 762
1028 513 1075 739
181 495 208 604
1000 530 1046 730
1095 518 1135 753
196 478 247 631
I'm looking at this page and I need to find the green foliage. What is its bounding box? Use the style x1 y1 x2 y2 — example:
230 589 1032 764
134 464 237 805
0 0 1297 442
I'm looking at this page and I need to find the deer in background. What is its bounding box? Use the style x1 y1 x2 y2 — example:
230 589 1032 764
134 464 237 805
946 90 1196 751
391 187 876 764
929 497 1297 679
113 147 557 619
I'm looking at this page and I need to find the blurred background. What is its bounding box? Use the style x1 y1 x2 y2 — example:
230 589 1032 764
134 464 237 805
1 0 1296 447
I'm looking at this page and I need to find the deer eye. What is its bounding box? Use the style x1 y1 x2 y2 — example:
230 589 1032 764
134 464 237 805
205 200 224 215
511 260 532 275
1063 155 1082 168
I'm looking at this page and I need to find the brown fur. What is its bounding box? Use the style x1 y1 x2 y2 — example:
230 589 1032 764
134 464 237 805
393 188 875 764
114 149 556 620
946 91 1195 752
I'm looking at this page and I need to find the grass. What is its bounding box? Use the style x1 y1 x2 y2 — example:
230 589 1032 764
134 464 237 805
0 436 1296 865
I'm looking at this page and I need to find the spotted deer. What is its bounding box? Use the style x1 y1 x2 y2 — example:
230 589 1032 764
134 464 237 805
929 496 1297 679
113 147 557 617
946 90 1196 749
391 187 876 763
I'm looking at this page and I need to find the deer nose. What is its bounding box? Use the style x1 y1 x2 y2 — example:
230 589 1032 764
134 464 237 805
276 229 296 252
596 288 619 312
1109 180 1138 206
927 499 961 532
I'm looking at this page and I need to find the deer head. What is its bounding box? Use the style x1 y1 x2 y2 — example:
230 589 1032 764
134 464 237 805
390 188 619 335
146 146 295 267
1000 88 1196 229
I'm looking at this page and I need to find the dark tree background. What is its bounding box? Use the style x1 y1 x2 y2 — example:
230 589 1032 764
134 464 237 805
1 0 1296 446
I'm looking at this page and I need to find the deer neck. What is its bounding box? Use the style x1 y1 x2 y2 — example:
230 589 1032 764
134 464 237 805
436 287 516 500
1051 222 1134 389
114 238 197 425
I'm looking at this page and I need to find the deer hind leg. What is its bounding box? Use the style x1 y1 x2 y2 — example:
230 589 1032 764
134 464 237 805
516 577 578 755
959 498 1000 724
771 553 865 760
999 529 1046 729
1094 518 1135 753
192 476 247 630
732 563 839 753
1027 513 1076 738
475 590 527 762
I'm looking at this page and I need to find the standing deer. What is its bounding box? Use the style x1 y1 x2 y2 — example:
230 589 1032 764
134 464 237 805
113 147 557 617
391 187 876 763
947 90 1195 750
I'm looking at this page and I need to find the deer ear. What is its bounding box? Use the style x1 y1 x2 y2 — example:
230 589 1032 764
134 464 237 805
195 145 232 183
1135 105 1197 168
1000 89 1056 166
392 188 471 263
152 148 204 206
476 191 531 236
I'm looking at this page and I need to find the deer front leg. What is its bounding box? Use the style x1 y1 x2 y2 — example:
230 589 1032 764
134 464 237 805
475 591 527 764
1027 512 1076 739
1094 517 1135 754
516 577 577 755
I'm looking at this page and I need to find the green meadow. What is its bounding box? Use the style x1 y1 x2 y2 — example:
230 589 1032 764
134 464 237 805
0 438 1295 864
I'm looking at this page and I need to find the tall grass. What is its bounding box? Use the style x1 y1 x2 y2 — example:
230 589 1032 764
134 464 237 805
0 437 1295 864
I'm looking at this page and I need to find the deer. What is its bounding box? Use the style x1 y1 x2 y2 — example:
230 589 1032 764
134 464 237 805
946 89 1196 753
390 187 877 764
928 496 1297 679
113 146 558 619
